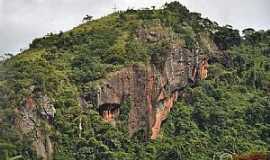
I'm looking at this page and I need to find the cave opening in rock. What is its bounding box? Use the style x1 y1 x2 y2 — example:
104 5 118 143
99 103 120 123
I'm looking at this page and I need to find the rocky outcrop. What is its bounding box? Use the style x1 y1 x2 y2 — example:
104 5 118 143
83 24 209 139
80 23 211 139
233 152 270 160
15 87 55 160
150 91 178 139
84 43 208 139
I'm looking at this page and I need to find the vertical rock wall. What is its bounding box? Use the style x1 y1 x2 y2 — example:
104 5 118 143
84 45 208 139
83 24 209 139
15 88 55 160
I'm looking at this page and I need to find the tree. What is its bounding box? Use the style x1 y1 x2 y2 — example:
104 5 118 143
83 15 93 22
214 25 241 50
0 143 23 160
242 28 256 44
242 28 255 37
164 1 189 14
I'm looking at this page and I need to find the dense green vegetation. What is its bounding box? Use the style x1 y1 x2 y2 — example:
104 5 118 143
0 2 269 159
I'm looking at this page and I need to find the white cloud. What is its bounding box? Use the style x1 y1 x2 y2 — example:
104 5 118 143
0 0 269 54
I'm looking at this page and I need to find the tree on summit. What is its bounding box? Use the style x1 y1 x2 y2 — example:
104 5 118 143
83 14 93 22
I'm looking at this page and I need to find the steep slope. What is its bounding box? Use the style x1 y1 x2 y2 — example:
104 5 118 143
0 2 269 160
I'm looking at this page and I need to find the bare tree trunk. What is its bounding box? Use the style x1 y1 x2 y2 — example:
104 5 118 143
79 117 82 138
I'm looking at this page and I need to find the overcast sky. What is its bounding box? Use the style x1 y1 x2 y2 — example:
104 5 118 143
0 0 270 54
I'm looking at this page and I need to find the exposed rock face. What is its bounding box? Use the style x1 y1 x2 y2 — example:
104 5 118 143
150 91 178 139
233 152 270 160
199 58 208 80
84 44 208 139
99 103 120 124
15 88 55 160
83 24 209 139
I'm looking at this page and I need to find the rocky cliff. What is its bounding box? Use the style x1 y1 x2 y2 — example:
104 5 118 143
15 87 55 160
83 25 209 139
